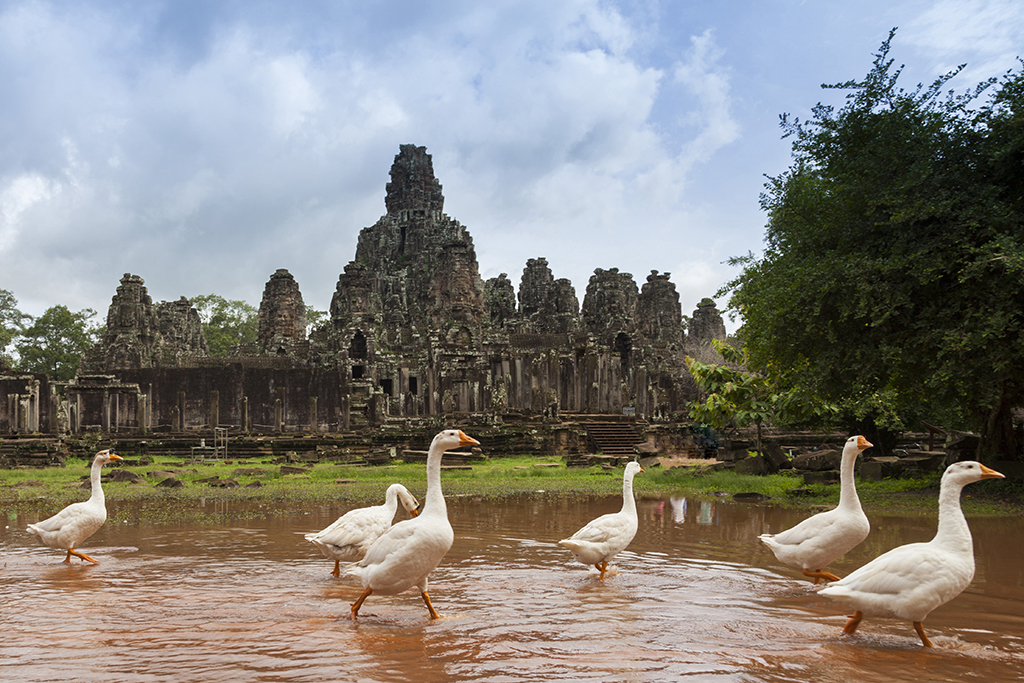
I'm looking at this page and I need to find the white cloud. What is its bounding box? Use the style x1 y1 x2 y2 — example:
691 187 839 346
673 29 740 171
0 173 60 251
903 0 1024 80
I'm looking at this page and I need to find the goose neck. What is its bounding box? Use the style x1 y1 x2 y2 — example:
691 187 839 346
620 472 637 514
837 448 862 511
933 479 972 551
422 450 447 516
89 459 106 503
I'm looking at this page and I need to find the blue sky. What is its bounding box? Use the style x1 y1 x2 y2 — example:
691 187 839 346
1 0 1021 332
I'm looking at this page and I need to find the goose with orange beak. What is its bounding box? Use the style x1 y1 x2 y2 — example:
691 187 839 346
759 435 873 583
819 460 1004 647
27 449 123 564
348 429 479 620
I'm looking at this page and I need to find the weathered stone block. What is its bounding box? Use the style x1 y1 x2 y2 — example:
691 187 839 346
792 449 842 471
735 455 771 475
803 470 840 484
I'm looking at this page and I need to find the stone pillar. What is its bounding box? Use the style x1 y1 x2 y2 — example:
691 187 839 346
309 396 318 431
177 391 186 431
137 394 147 434
276 387 286 432
49 392 60 434
102 389 111 432
242 396 250 433
210 390 219 430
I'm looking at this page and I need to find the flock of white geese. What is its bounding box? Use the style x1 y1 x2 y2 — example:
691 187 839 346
25 430 1003 648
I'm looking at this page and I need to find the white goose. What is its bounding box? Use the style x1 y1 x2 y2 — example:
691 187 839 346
558 461 644 579
759 435 872 583
348 429 480 620
27 449 123 564
819 460 1004 647
305 484 420 577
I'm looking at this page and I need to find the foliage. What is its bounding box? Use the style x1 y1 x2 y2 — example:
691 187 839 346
0 289 31 366
13 305 102 381
685 339 837 451
685 339 772 434
305 305 327 334
190 294 257 356
723 30 1024 462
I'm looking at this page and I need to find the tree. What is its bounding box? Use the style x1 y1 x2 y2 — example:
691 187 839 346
190 294 257 356
0 289 30 367
686 339 837 455
305 305 327 335
723 31 1024 462
14 305 102 381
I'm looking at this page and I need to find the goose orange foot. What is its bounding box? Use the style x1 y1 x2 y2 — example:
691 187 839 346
913 621 934 648
64 548 99 564
350 586 373 620
842 610 863 635
803 568 840 584
421 590 441 620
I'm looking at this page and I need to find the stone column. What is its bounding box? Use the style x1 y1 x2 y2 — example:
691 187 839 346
210 390 219 430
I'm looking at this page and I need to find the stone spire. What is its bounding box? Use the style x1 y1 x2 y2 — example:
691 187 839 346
80 273 207 371
581 268 638 340
384 144 444 218
638 270 683 347
257 269 307 353
688 298 727 345
353 144 485 331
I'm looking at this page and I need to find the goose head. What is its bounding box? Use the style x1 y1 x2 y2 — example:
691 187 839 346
391 484 421 517
93 449 123 466
430 429 480 452
942 460 1004 486
844 435 873 455
625 461 645 477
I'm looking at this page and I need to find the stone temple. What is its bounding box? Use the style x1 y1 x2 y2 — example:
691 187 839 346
2 144 727 453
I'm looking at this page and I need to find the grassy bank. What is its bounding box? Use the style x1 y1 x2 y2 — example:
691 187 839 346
1 454 1020 524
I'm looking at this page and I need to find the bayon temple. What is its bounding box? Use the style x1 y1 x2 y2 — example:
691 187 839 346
2 144 728 458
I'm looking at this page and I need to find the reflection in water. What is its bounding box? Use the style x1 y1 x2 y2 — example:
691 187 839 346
2 495 1024 681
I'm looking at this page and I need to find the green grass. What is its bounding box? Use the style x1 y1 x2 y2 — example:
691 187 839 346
2 453 1020 524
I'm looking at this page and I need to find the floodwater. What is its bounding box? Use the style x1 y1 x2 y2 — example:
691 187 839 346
3 493 1024 682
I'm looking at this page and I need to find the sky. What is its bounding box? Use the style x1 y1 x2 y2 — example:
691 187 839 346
1 0 1022 334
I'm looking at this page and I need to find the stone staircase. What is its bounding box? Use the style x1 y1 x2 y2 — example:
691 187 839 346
564 421 644 467
585 421 644 456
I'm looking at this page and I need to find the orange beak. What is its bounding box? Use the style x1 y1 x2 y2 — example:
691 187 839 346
856 436 873 450
980 464 1005 479
458 430 480 447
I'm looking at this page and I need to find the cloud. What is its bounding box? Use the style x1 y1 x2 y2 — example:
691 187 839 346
673 29 740 171
0 0 744 321
0 172 60 251
903 0 1024 80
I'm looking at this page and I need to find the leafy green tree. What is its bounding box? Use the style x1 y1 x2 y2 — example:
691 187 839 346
686 339 837 455
190 294 257 356
0 289 31 367
305 305 327 335
724 31 1024 461
14 305 101 380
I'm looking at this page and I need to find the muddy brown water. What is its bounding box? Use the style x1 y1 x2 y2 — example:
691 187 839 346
3 495 1024 682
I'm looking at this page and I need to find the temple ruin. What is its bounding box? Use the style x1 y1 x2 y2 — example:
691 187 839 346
2 144 728 453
